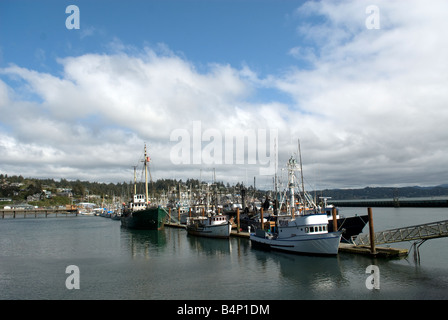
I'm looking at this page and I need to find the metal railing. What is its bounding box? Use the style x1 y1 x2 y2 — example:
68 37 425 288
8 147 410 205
354 219 448 246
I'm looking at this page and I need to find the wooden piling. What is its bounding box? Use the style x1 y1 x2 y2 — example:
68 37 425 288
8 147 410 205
261 208 264 230
178 207 180 223
368 207 376 255
332 207 338 232
236 207 240 233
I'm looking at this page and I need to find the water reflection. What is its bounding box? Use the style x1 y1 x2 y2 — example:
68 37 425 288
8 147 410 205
186 234 231 256
251 248 347 296
120 228 167 259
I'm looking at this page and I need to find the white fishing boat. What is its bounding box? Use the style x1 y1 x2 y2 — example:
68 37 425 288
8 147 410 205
186 214 232 239
250 148 342 255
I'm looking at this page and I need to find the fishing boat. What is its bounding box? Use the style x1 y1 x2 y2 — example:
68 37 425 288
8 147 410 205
121 144 166 230
250 150 342 255
319 198 369 242
186 214 232 238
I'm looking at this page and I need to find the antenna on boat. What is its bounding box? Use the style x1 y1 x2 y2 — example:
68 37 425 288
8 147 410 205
144 144 149 207
298 139 306 208
133 166 137 195
274 137 278 214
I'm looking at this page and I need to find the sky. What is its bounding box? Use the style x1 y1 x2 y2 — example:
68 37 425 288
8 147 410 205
1 0 448 190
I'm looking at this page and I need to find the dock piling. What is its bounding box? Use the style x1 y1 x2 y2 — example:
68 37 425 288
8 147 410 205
236 207 240 233
332 207 338 231
368 207 377 255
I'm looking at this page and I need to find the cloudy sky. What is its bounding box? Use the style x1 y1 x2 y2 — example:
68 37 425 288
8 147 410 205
1 0 447 190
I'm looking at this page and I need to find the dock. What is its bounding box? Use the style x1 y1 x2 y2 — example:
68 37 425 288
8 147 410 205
330 196 448 207
1 208 78 218
338 243 408 258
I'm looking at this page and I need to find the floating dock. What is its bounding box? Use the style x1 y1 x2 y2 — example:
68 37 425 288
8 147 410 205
338 243 408 258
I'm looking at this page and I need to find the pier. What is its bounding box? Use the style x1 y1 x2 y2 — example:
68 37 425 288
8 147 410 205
1 208 78 219
330 196 448 207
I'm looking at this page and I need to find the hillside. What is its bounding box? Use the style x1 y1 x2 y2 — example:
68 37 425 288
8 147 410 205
2 174 447 204
313 185 448 200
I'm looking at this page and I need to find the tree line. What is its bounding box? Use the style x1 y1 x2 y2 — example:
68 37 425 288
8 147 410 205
0 174 250 202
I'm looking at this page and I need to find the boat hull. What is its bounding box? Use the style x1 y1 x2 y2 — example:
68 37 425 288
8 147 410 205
328 215 369 242
121 207 166 230
250 231 342 255
187 222 232 239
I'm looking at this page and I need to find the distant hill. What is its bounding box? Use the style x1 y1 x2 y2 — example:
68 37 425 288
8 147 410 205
312 185 448 200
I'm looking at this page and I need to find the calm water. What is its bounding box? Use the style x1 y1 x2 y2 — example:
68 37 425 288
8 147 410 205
0 207 447 300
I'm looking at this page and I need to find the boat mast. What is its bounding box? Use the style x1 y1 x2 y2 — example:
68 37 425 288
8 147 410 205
298 139 306 208
144 144 149 207
274 138 278 215
133 166 137 195
287 156 297 217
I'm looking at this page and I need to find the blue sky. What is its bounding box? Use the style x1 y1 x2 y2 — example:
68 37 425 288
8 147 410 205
1 0 303 108
1 0 448 189
1 1 301 76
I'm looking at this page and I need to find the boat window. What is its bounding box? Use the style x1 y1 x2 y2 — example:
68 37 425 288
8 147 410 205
305 227 309 233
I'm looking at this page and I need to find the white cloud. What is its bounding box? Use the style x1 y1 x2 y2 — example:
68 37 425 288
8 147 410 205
1 0 448 189
277 0 448 187
0 47 272 184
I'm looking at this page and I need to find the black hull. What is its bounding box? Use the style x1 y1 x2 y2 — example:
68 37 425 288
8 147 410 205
121 207 166 230
329 215 368 242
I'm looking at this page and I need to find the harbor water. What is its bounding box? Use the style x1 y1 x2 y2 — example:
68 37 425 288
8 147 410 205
0 207 447 300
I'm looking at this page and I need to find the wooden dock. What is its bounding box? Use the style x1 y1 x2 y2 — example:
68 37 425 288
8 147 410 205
1 208 78 218
338 243 408 258
164 222 186 229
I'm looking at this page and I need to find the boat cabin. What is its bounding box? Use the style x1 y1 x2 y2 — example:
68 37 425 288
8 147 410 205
131 194 148 211
277 214 330 237
187 214 229 226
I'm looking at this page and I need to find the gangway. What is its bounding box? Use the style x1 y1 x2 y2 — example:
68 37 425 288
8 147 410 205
353 219 448 260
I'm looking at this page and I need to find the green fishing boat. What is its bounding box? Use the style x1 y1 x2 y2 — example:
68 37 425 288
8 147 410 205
121 205 166 230
121 144 166 230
